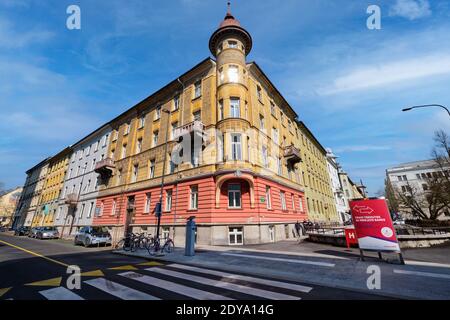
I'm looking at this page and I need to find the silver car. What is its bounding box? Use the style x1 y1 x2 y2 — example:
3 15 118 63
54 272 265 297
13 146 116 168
29 227 43 238
74 226 112 247
36 227 59 239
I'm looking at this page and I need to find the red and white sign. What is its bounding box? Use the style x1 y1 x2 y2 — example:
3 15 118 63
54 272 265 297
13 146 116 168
350 199 400 252
344 228 358 248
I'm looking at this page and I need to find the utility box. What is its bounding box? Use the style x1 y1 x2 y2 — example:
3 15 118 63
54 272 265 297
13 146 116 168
185 216 196 256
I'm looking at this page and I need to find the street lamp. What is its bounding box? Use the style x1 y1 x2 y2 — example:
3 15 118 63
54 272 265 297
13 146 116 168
402 104 450 118
155 107 172 246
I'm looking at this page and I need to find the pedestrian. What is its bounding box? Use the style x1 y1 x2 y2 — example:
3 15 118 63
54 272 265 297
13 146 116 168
295 221 301 237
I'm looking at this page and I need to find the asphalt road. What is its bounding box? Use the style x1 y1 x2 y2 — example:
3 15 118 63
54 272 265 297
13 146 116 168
0 233 392 300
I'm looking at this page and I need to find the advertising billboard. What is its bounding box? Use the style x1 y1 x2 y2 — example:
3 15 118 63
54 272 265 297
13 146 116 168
350 199 400 252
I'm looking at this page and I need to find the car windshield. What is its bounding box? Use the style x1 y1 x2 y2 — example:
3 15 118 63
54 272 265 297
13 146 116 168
92 227 109 233
42 227 55 231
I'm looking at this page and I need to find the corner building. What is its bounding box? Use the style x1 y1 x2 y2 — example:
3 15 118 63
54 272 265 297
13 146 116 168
92 9 328 245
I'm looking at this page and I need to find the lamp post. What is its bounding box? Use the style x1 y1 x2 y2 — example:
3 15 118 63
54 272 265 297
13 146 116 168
156 107 172 244
402 104 450 118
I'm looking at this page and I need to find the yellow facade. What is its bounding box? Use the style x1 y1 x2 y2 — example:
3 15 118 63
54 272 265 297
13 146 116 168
297 122 339 222
33 148 71 227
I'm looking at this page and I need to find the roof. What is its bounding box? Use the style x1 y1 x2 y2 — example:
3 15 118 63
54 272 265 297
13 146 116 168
297 121 328 155
25 157 51 174
386 159 446 172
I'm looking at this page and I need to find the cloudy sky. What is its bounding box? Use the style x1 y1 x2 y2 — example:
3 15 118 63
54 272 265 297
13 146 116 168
1 0 449 195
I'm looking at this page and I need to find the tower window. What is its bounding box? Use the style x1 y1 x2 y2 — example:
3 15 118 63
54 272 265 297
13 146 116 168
230 97 240 118
194 80 202 98
228 65 239 83
228 40 238 48
231 133 242 160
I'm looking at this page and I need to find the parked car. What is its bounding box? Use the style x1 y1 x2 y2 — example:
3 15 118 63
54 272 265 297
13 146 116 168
36 226 59 239
74 226 112 247
14 226 31 236
29 227 43 238
394 219 406 225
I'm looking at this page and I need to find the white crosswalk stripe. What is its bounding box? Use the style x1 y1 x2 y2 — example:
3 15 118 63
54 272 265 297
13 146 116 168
148 267 301 300
39 287 84 300
84 278 160 300
119 271 234 300
169 263 313 293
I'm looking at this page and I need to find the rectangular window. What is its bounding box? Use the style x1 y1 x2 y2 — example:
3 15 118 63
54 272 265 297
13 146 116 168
262 146 268 168
229 227 243 245
193 111 201 121
155 106 161 120
87 202 94 218
121 144 127 159
291 194 295 211
111 199 117 216
272 127 279 144
174 95 180 110
228 184 241 208
280 191 286 210
117 169 122 186
153 131 159 147
231 134 242 160
257 85 262 101
228 65 239 83
136 138 142 154
259 115 265 131
98 201 104 217
165 190 172 211
56 207 62 219
103 135 108 147
124 122 130 135
194 80 202 98
171 122 178 140
230 97 240 118
269 225 275 242
79 203 85 219
139 115 145 129
190 185 199 210
149 159 155 178
299 197 304 211
131 164 138 183
277 157 282 175
270 102 276 116
266 186 271 209
144 193 151 213
218 100 224 120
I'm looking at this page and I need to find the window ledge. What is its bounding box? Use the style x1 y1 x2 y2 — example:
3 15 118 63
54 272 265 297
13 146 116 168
192 95 202 102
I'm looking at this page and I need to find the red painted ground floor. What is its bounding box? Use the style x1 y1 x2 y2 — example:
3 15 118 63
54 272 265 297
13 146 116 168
93 171 307 245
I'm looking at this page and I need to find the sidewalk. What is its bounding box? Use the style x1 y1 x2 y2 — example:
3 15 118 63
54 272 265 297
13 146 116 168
114 241 450 300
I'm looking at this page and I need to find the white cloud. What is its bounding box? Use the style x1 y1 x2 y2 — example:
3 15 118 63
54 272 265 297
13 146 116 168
318 53 450 95
389 0 432 20
0 17 53 49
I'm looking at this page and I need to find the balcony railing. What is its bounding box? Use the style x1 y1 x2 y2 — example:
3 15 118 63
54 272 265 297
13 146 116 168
64 193 78 207
283 145 301 164
94 158 115 177
173 120 204 140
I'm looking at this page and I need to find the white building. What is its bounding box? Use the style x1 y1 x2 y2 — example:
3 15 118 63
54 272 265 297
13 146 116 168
54 125 111 237
325 148 350 223
386 159 450 220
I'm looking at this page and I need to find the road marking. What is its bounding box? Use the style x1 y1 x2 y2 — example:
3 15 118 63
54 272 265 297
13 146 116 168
109 265 138 271
84 278 160 300
0 287 12 298
0 239 69 267
169 264 313 293
119 271 233 300
137 261 163 267
221 252 335 267
393 269 450 280
39 287 84 300
26 277 62 287
149 267 301 300
81 270 104 277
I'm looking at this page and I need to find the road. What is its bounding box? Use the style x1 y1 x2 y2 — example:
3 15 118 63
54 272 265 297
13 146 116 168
0 233 392 300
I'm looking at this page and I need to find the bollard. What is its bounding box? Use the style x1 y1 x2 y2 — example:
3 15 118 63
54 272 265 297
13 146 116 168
185 216 196 256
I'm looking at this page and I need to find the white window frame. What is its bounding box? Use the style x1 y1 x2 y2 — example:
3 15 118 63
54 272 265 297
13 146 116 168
229 227 243 245
230 97 240 118
149 160 155 178
165 190 172 212
266 186 271 209
280 191 286 210
194 81 202 98
131 164 138 183
228 184 242 209
190 185 199 210
230 133 242 161
228 65 239 83
144 193 151 214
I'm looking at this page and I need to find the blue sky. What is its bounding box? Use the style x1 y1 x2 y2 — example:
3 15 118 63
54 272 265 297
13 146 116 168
1 0 450 195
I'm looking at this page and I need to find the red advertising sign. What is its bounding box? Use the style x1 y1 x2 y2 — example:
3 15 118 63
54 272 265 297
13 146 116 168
344 228 358 248
350 199 400 252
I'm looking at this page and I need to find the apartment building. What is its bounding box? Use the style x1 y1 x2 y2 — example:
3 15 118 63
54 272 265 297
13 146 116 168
54 125 112 237
325 148 349 223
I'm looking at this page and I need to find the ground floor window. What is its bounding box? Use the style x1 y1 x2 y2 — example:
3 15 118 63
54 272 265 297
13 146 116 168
162 226 170 239
269 225 275 242
229 227 243 245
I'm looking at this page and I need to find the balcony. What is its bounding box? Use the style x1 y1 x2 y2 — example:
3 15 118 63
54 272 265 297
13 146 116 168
283 145 302 164
173 120 204 141
94 158 115 177
127 203 135 211
64 193 78 207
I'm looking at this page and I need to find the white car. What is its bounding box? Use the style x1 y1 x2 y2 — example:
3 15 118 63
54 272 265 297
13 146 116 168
393 219 405 225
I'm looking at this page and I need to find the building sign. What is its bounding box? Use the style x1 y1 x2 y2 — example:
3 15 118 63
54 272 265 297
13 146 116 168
350 199 400 252
260 197 266 203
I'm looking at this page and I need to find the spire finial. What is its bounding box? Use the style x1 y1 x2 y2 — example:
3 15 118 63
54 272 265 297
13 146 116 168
227 1 231 15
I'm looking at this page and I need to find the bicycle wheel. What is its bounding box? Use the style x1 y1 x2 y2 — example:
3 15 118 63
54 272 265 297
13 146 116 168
115 239 125 250
123 238 132 251
163 241 174 253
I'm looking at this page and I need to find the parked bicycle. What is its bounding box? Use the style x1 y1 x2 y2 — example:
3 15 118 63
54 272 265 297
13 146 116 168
146 236 174 255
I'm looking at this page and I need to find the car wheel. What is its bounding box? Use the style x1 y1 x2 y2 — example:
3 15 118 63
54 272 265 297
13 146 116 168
83 237 91 248
74 237 78 245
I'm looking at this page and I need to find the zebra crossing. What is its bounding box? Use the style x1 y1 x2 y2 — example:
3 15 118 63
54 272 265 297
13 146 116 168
31 263 314 300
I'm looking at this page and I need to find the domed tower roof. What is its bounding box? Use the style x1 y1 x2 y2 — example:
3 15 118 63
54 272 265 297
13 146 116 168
209 2 253 57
